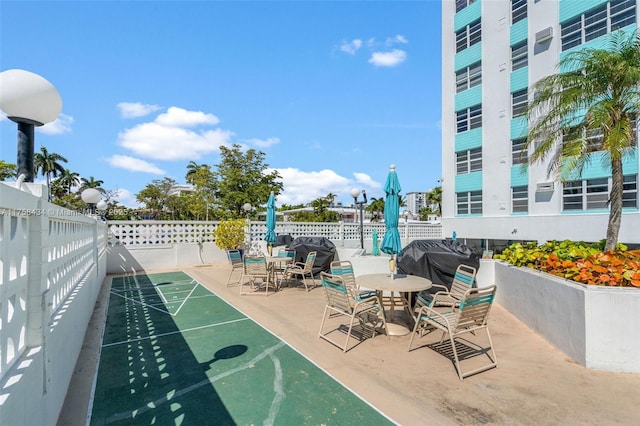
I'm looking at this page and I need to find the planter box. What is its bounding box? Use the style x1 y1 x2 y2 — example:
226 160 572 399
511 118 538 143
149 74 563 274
478 260 640 373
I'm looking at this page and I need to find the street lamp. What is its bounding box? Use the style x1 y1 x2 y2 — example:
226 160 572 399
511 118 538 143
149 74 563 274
0 69 62 182
242 203 252 250
96 200 108 220
350 187 367 250
81 188 102 215
243 202 252 219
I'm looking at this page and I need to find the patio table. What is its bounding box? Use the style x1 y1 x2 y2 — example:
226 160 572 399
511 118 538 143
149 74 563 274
356 273 432 336
266 256 293 289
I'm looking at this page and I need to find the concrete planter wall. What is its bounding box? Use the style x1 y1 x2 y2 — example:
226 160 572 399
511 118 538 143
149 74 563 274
477 260 640 373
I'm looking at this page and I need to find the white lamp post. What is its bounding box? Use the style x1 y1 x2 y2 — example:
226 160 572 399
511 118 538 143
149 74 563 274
350 187 367 250
0 69 63 182
96 200 108 220
242 203 252 249
81 188 102 214
243 202 252 219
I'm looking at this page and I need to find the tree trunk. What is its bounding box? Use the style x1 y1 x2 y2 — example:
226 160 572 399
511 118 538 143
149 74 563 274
605 158 624 251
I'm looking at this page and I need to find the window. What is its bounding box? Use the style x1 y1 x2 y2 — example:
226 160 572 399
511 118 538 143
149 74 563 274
456 104 482 133
586 178 609 209
456 191 483 215
623 174 638 208
455 19 481 53
563 181 583 210
562 174 638 210
512 138 527 165
455 61 482 93
512 89 528 117
512 186 528 213
561 0 636 51
512 0 527 24
562 126 604 151
511 41 528 71
456 148 482 174
456 0 477 13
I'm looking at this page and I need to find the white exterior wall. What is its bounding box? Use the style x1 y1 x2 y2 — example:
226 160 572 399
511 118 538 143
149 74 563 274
442 0 640 244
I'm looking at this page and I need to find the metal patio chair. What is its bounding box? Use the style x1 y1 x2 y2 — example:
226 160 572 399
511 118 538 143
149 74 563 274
408 285 498 380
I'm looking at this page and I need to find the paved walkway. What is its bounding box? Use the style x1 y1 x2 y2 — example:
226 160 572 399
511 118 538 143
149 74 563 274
59 263 640 425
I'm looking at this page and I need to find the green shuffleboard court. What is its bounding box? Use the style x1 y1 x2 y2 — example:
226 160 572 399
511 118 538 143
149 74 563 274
90 271 394 425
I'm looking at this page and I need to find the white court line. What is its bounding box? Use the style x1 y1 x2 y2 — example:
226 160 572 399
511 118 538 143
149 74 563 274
109 279 203 317
102 317 250 348
105 341 287 424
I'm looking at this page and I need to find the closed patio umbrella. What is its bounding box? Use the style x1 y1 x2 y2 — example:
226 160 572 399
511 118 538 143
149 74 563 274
381 165 402 274
265 191 277 254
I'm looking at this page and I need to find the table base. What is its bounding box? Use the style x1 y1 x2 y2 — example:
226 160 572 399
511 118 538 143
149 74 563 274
386 322 411 336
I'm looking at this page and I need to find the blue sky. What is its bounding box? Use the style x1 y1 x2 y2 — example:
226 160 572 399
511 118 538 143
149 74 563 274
1 0 442 208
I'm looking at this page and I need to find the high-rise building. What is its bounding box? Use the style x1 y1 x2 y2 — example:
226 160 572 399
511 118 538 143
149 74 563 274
405 191 427 216
441 0 639 246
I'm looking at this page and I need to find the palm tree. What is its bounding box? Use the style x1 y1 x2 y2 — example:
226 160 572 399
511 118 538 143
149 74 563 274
427 186 442 217
80 176 105 193
33 146 68 200
525 31 639 251
366 197 385 222
58 168 80 194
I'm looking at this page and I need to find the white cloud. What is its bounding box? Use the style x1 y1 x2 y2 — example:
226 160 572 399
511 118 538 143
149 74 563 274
386 34 408 46
339 39 362 55
117 122 232 160
353 172 381 189
106 154 166 174
272 168 381 206
117 102 162 118
368 49 407 67
245 137 280 148
111 187 140 208
155 106 219 127
39 113 73 135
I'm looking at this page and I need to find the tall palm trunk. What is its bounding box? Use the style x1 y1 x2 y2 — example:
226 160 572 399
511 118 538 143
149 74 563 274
605 157 624 251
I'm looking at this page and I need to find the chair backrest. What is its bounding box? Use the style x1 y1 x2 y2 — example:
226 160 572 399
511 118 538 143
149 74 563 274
227 249 243 267
320 272 351 313
278 248 296 259
330 260 357 290
449 264 477 297
453 285 496 332
243 255 267 275
303 251 317 272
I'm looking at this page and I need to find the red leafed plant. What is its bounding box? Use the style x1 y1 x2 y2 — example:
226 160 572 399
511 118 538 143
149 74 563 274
497 241 640 288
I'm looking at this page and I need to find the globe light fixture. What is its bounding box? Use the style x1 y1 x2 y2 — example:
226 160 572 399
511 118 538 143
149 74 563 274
81 188 102 214
350 187 367 250
0 69 63 182
243 202 252 214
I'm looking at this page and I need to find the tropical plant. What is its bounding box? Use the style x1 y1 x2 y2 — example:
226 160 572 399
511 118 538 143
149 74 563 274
426 186 442 217
524 31 640 251
212 144 283 219
366 197 385 222
57 168 80 194
136 177 177 220
34 146 68 200
496 240 640 288
80 176 105 192
213 218 248 250
0 160 17 181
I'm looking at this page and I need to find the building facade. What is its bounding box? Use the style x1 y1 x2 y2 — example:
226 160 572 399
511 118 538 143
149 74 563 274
405 191 427 216
441 0 639 247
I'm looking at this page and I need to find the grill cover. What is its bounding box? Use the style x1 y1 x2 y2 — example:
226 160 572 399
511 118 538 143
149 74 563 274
287 237 336 275
397 240 480 288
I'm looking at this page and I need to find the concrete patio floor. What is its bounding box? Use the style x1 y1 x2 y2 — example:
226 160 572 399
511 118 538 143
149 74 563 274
59 263 640 425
